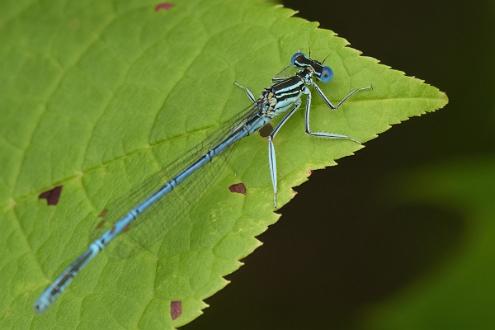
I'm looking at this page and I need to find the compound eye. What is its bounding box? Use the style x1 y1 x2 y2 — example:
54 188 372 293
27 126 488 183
320 66 334 83
290 51 305 66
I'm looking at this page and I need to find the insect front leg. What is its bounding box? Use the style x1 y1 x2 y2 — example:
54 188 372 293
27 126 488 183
303 87 360 143
313 83 372 110
267 100 302 208
234 81 256 103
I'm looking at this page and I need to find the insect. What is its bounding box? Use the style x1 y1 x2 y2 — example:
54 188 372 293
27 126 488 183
34 51 372 313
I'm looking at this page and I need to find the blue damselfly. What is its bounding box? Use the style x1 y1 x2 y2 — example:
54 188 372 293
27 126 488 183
35 51 372 313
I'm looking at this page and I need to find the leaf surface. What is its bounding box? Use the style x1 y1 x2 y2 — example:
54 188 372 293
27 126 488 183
0 0 447 328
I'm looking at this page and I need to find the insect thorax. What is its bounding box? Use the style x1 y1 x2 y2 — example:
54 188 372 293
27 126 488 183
265 76 305 117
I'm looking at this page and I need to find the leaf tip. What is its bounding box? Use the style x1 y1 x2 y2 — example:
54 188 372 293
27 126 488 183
439 90 449 106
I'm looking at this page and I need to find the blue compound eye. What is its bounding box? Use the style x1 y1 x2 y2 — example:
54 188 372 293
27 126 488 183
319 66 334 83
290 51 305 66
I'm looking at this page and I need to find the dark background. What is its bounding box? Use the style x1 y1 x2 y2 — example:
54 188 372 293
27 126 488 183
187 0 494 329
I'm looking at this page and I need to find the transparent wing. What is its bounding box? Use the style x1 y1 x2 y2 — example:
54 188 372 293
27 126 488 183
90 102 261 258
272 65 299 81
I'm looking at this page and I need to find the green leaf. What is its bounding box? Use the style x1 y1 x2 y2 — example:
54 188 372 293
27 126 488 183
0 0 447 328
363 158 495 330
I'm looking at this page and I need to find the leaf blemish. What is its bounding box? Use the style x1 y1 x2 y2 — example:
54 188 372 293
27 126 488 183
259 124 273 138
98 209 108 218
38 185 63 206
95 220 106 230
170 300 182 320
229 182 247 195
155 2 174 12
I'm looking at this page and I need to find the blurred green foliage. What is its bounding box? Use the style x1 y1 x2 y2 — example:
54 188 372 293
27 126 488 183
364 158 495 329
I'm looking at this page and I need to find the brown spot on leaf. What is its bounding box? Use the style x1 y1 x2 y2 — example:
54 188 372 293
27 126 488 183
170 300 182 320
229 182 247 194
98 209 108 218
259 124 273 138
39 185 63 206
95 220 106 230
155 2 174 11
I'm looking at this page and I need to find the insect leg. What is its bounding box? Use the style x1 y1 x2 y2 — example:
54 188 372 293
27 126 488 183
234 81 256 103
268 100 302 208
303 87 360 143
312 83 372 110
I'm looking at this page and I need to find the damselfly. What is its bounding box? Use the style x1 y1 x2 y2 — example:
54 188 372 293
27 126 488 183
34 51 372 313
